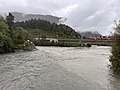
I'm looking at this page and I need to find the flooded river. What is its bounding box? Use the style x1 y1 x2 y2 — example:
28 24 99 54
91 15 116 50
0 46 120 90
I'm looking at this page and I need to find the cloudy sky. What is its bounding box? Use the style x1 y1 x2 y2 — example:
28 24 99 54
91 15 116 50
0 0 120 35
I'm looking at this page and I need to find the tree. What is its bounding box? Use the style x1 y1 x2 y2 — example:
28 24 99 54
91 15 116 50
6 13 14 30
82 36 87 39
14 19 81 39
0 21 9 33
12 27 28 45
0 16 5 22
0 17 14 53
110 20 120 74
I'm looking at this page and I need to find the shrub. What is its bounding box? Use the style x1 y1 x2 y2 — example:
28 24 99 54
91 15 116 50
110 21 120 74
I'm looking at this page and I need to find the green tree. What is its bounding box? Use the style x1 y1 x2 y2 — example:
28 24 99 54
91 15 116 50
110 20 120 74
6 13 14 29
12 27 28 45
0 21 9 33
0 17 14 53
14 19 81 39
82 36 87 39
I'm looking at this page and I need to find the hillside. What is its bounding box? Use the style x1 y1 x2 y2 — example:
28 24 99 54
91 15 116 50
78 31 102 38
0 12 81 39
14 19 81 39
0 12 63 23
1 12 80 39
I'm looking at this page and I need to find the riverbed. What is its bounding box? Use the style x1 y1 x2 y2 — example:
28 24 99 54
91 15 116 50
0 46 120 90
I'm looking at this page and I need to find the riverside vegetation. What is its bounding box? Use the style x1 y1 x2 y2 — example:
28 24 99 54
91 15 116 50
0 13 82 54
33 39 91 47
110 21 120 74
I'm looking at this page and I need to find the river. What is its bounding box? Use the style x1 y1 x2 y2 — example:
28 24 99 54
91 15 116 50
0 46 120 90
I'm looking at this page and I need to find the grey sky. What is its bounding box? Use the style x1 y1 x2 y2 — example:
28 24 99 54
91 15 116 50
0 0 120 35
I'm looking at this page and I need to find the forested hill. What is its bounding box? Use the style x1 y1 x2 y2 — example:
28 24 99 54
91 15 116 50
14 19 81 39
0 13 81 54
0 12 61 23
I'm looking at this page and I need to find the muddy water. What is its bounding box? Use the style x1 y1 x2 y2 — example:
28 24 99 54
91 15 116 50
0 46 120 90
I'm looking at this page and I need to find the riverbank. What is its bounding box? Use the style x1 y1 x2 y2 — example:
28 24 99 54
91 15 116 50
33 39 91 47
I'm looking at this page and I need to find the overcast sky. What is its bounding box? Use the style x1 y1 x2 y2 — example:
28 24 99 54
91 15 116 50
0 0 120 35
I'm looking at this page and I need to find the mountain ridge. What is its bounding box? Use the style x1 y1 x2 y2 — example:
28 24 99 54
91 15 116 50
78 31 102 38
0 12 64 23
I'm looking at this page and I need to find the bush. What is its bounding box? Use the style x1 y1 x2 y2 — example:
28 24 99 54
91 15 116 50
0 19 14 54
110 21 120 74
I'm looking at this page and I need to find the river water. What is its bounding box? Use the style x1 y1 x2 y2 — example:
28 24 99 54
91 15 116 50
0 46 120 90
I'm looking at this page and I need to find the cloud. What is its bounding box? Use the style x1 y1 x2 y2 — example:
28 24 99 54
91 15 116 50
0 0 27 7
0 0 120 35
65 0 120 35
53 4 79 17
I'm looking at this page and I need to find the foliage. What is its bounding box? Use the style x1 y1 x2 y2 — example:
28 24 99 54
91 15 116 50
0 13 82 54
6 13 14 30
12 27 28 46
110 21 120 74
0 14 29 54
0 17 14 54
0 21 9 33
14 19 81 39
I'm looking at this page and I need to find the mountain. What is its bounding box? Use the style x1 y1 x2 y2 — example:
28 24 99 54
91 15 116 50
0 12 63 23
0 12 80 39
78 31 102 38
14 18 81 39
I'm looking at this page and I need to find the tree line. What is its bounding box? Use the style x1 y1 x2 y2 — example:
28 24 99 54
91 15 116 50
14 18 81 39
0 13 28 54
0 13 81 54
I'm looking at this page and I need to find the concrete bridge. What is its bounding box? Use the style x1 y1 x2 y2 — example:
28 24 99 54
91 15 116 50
58 39 112 46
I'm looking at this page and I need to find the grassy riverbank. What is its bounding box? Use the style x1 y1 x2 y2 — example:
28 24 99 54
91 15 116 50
33 39 91 47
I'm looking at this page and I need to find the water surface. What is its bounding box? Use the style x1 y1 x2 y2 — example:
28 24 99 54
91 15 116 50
0 46 120 90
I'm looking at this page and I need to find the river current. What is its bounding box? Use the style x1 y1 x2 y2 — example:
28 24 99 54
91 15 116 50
0 46 120 90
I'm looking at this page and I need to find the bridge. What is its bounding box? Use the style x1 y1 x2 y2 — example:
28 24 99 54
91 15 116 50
58 39 112 46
